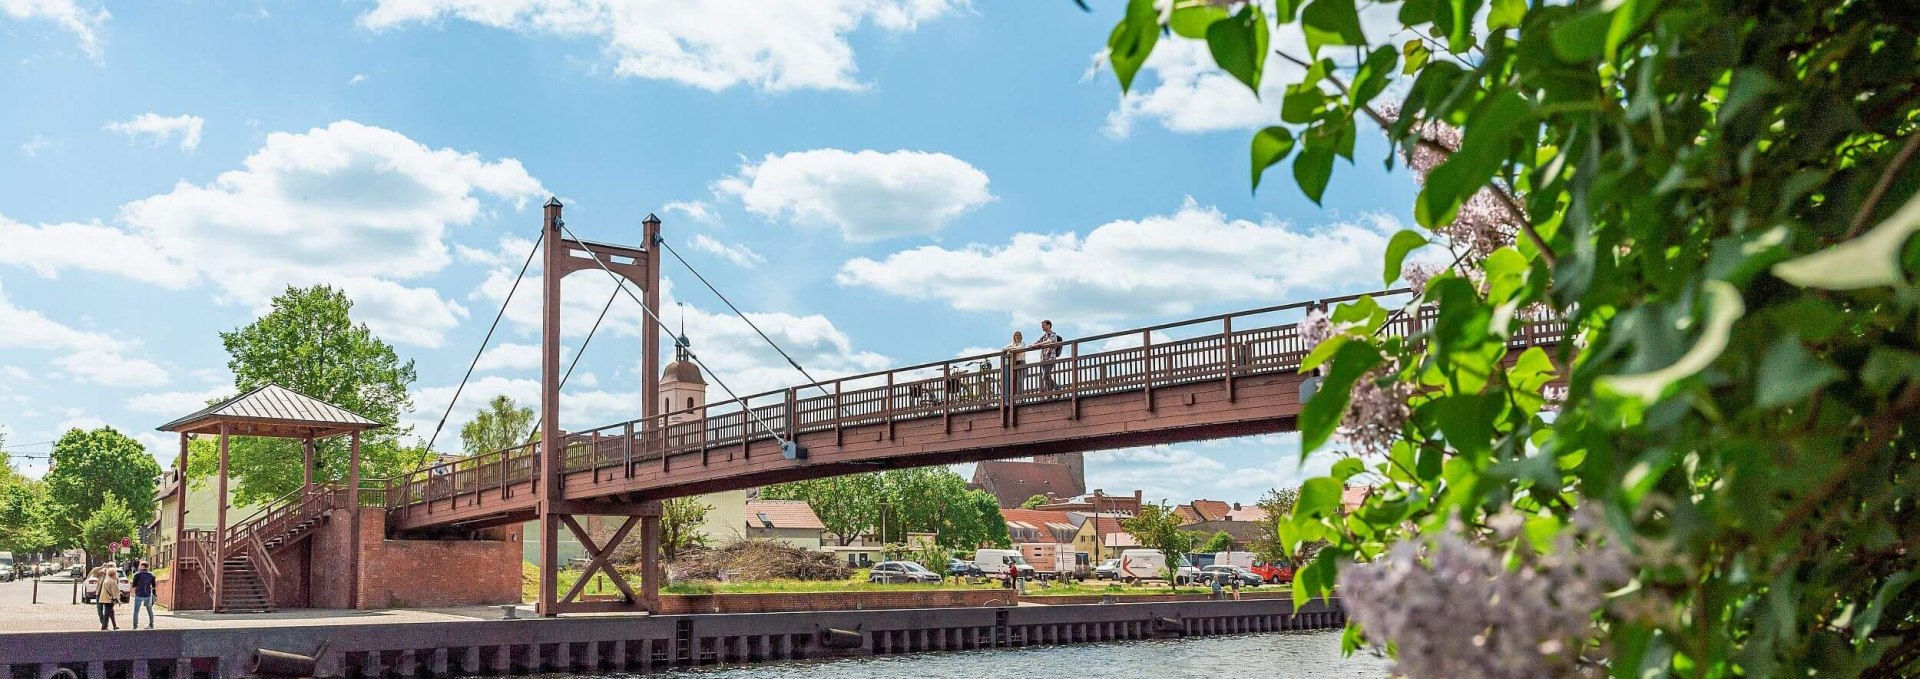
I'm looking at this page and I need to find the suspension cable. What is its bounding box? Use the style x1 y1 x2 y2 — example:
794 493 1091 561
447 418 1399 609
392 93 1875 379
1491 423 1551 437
422 230 544 453
658 238 829 396
560 223 790 445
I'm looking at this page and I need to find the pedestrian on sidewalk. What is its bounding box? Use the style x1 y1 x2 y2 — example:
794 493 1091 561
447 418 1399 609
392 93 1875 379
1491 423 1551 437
1034 320 1064 389
97 566 122 630
130 561 157 629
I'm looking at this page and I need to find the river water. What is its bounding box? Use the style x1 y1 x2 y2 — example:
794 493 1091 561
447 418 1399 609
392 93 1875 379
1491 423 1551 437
640 631 1391 678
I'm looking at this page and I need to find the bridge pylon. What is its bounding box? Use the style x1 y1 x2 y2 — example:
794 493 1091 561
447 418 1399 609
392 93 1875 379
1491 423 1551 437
535 198 665 616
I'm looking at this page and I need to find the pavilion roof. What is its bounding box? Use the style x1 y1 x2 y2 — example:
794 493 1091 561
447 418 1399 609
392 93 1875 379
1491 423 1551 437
157 384 381 439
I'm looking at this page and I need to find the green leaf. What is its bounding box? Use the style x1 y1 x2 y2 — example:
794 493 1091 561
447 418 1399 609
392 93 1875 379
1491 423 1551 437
1416 90 1532 228
1251 126 1296 193
1168 4 1228 39
1296 477 1344 519
1350 45 1399 107
1855 571 1917 643
1401 39 1431 75
1755 335 1842 409
1302 341 1383 452
1597 281 1746 402
1604 0 1655 62
1301 332 1348 372
1106 0 1160 93
1383 229 1429 285
1488 0 1525 31
1330 457 1366 481
1548 10 1610 62
1771 190 1920 290
1206 4 1269 94
1861 348 1920 396
1293 143 1336 204
1301 0 1365 56
1281 85 1326 124
1441 0 1484 53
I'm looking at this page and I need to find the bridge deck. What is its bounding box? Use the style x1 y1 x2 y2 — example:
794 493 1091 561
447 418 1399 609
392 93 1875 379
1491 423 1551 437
383 299 1562 533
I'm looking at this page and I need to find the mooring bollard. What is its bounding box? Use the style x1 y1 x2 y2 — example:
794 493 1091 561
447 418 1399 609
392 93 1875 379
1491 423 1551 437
254 649 318 678
500 605 518 620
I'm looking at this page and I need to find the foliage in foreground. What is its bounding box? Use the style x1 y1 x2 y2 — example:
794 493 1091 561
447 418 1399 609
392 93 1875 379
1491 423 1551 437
1096 0 1919 675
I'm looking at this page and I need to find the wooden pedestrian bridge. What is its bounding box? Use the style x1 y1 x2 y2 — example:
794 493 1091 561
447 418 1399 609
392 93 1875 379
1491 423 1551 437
163 199 1565 616
379 298 1563 535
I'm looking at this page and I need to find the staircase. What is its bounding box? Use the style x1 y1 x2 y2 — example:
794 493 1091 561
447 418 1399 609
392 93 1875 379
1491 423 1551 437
218 556 273 612
199 484 337 612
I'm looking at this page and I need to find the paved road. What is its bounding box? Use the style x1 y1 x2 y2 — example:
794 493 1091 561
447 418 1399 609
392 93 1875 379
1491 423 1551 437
0 578 536 633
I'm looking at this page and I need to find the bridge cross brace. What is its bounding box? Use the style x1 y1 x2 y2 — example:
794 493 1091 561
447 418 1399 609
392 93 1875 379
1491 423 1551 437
538 499 662 616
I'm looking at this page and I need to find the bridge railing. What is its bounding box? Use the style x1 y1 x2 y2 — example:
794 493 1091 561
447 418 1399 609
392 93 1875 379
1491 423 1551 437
382 289 1570 516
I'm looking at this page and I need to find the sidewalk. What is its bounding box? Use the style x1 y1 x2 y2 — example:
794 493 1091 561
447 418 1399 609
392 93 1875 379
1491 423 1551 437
0 578 533 633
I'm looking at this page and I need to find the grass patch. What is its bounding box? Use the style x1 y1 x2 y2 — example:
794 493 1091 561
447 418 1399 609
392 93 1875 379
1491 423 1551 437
522 563 643 603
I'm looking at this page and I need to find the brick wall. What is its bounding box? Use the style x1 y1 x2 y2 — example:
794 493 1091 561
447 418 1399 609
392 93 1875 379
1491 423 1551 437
654 589 1007 614
310 507 522 610
156 575 212 611
1019 590 1294 605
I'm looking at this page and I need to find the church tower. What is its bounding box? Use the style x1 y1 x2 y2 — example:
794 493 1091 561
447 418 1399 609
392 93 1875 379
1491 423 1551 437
1031 452 1086 497
660 331 746 543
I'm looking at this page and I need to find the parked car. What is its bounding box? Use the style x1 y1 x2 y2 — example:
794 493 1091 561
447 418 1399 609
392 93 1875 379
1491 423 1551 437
946 558 983 578
1186 552 1217 569
1251 559 1294 584
1093 558 1120 580
0 564 13 582
67 565 83 578
1200 565 1262 587
868 561 942 584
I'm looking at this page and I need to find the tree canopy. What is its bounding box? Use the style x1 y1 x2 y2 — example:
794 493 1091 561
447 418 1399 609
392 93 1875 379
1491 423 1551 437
763 467 1008 549
79 496 138 563
1092 0 1920 674
0 439 54 555
1120 502 1196 590
206 285 427 504
460 395 535 456
43 427 160 551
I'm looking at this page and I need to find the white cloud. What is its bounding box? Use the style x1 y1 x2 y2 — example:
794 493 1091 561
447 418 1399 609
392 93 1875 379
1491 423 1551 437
55 415 107 432
1 0 109 59
0 277 168 388
19 135 53 157
104 113 206 153
0 120 542 348
689 233 765 268
662 200 719 226
475 342 544 372
1099 8 1406 138
125 386 231 414
357 0 961 92
715 149 993 242
838 198 1403 329
350 73 369 85
405 375 641 452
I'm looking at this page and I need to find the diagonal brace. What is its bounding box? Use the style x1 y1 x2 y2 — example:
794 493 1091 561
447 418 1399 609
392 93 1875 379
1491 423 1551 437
558 514 639 604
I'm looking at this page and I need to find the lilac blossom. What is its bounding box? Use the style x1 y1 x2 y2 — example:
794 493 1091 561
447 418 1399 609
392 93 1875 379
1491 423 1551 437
1338 507 1634 679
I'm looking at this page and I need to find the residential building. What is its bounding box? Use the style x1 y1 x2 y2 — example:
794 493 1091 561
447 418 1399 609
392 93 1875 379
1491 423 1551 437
1174 499 1234 525
971 459 1085 508
998 508 1079 544
743 499 825 549
1069 512 1139 561
1033 488 1142 516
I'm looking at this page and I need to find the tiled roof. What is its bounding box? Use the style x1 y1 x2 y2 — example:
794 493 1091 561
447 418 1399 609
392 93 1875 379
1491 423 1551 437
1341 485 1373 514
1189 499 1232 522
1224 505 1268 523
158 384 379 434
745 499 825 531
971 460 1084 508
999 508 1079 542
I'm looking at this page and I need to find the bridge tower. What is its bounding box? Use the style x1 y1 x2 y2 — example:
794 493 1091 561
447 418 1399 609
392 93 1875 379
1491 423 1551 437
535 199 666 616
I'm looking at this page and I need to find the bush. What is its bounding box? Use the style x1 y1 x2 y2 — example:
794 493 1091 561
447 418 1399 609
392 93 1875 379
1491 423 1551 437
666 540 851 582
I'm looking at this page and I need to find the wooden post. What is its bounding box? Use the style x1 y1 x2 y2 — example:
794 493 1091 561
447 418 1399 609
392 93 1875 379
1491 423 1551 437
214 424 229 612
640 514 661 612
302 438 315 487
174 432 188 609
1142 330 1155 413
538 198 564 617
1223 317 1236 403
348 430 362 610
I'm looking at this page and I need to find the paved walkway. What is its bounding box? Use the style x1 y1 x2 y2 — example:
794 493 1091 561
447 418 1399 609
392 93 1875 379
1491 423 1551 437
0 578 537 633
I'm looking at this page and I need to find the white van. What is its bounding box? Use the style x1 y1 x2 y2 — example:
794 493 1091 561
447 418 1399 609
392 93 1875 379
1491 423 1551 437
1118 549 1199 584
1212 551 1255 570
974 548 1037 578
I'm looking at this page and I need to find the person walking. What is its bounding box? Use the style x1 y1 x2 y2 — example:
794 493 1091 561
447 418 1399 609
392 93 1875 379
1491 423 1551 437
130 561 157 629
1003 331 1027 396
1034 320 1064 389
97 566 122 630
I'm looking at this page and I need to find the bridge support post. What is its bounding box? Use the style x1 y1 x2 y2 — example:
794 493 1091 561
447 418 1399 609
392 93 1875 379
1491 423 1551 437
641 513 661 612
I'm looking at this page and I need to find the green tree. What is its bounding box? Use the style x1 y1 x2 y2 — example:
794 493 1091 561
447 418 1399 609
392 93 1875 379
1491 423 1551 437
43 427 160 550
660 496 711 561
1093 0 1920 674
1250 486 1317 566
0 442 54 555
211 285 426 504
78 495 138 565
1020 494 1047 509
761 474 883 546
1120 503 1195 591
460 395 535 456
1198 530 1234 554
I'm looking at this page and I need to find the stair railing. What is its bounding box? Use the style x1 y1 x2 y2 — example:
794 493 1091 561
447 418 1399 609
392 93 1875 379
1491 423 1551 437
180 529 216 594
246 529 279 604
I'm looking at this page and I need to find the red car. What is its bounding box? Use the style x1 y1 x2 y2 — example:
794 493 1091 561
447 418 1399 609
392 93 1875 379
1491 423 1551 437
1251 559 1293 584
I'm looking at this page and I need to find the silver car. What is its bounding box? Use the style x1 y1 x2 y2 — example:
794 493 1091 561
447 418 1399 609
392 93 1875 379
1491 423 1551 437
867 561 942 584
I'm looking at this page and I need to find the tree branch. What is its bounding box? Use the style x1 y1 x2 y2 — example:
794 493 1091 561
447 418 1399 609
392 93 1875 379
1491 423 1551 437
1276 50 1558 269
1845 131 1920 240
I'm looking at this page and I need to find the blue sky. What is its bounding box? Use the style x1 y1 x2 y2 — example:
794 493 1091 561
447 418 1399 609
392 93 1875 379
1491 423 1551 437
0 0 1418 504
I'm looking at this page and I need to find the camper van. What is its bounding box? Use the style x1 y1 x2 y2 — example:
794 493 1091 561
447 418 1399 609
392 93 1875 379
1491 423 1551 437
1018 543 1087 580
973 549 1037 579
1118 549 1200 584
1212 551 1255 570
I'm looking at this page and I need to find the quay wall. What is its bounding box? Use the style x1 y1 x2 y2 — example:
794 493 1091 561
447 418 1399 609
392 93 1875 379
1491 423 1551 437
0 597 1347 679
